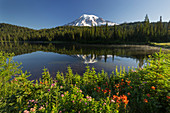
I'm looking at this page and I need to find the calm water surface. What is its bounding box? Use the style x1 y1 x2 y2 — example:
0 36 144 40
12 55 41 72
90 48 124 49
1 42 161 80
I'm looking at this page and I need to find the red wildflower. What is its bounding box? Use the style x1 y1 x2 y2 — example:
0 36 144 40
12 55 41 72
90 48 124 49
103 90 107 94
147 94 151 97
144 99 148 103
167 96 170 99
106 88 109 90
98 87 101 90
127 92 131 95
121 79 124 82
121 82 124 86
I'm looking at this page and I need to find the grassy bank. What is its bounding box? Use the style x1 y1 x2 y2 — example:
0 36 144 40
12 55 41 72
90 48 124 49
150 42 170 48
0 50 169 113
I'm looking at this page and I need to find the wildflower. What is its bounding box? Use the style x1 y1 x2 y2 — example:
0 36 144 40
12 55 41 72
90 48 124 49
144 99 148 103
48 89 50 92
72 100 75 103
88 98 92 101
94 88 96 90
147 94 150 97
86 96 89 99
106 88 109 90
31 100 35 102
59 111 62 113
109 90 111 92
97 87 101 90
127 92 131 95
51 84 55 87
121 79 124 82
34 101 38 103
167 96 170 99
151 86 155 90
39 106 44 110
116 84 119 88
30 108 35 112
116 92 119 95
103 90 107 94
143 81 147 84
24 110 30 113
111 99 115 103
85 102 87 105
100 108 102 110
61 94 64 97
80 90 82 93
14 78 17 81
60 86 63 89
121 82 124 86
104 103 106 105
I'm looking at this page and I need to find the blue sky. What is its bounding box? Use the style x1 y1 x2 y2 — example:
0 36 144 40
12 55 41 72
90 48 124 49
0 0 170 29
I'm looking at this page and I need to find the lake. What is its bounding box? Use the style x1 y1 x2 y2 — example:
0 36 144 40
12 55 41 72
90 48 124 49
1 42 162 80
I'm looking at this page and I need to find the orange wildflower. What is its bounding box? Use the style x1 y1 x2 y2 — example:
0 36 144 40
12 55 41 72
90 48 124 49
144 99 148 103
151 86 155 90
127 92 131 95
121 79 124 82
167 96 170 99
94 88 96 90
116 92 119 95
115 84 120 88
40 82 43 84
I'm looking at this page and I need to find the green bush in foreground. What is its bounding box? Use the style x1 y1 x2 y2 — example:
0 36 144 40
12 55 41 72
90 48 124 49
0 50 169 113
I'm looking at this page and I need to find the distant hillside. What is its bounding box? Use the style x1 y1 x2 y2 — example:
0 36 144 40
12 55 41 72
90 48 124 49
0 19 170 43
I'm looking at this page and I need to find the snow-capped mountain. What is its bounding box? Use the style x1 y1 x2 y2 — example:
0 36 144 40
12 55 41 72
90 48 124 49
65 14 117 26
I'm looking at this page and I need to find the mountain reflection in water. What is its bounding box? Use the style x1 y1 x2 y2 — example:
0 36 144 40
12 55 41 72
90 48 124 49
0 42 161 80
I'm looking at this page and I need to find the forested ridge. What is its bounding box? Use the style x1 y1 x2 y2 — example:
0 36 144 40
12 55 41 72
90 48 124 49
0 15 170 44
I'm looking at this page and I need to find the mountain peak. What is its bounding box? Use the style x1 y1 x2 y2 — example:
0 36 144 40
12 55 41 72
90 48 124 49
65 14 117 26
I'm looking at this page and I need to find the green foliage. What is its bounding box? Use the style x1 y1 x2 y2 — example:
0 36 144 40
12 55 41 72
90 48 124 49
0 50 169 113
0 16 170 44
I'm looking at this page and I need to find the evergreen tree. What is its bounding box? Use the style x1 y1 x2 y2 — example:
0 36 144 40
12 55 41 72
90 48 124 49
144 14 150 23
